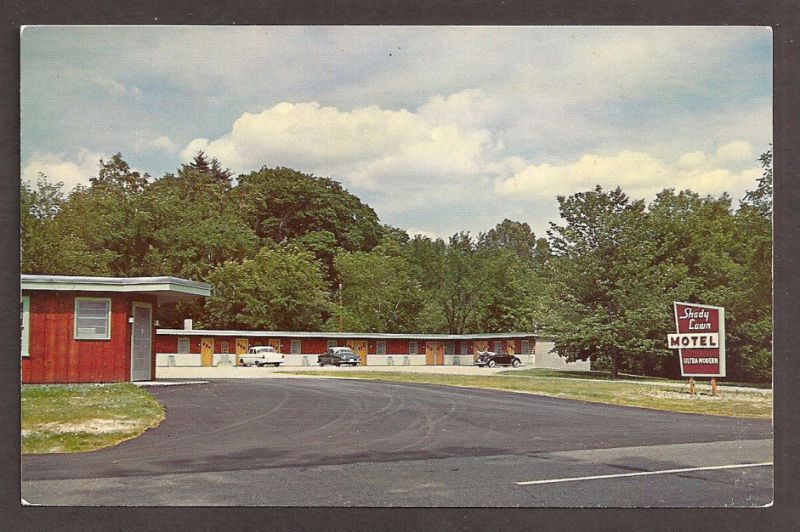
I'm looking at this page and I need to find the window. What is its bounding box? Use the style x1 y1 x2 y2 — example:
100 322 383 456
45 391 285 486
178 337 190 353
377 341 387 355
74 298 111 340
327 339 337 348
459 341 468 355
521 340 530 355
445 341 455 355
408 341 417 355
220 340 229 354
291 339 301 354
21 296 30 357
494 340 502 352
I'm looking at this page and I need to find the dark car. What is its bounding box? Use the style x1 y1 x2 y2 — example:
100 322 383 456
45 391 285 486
318 347 361 366
474 350 522 368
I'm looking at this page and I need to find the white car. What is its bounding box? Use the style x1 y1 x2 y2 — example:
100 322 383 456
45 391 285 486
240 346 284 367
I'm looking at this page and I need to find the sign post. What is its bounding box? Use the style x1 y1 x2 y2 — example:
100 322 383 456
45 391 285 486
667 302 725 395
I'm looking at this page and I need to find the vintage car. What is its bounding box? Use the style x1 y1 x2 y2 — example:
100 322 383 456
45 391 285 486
239 346 284 367
318 346 361 366
474 350 522 368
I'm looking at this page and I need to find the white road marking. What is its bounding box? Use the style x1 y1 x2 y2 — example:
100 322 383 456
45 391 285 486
516 462 773 486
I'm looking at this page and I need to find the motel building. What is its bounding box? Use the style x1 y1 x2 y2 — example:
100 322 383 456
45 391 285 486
155 325 586 370
20 275 212 384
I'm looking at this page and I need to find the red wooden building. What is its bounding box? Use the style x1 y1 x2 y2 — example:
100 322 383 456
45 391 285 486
155 327 541 367
21 275 212 383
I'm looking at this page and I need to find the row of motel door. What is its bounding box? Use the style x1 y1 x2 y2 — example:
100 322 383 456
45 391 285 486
197 338 519 367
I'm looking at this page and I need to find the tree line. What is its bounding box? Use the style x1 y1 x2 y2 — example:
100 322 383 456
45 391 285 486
21 150 772 381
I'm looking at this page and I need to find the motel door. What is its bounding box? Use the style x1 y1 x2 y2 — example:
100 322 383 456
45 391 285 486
346 340 368 366
235 338 249 365
473 340 488 362
130 303 153 381
426 342 444 365
506 340 515 356
268 338 281 352
201 337 214 367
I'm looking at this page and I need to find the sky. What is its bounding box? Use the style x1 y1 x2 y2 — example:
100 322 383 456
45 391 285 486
20 26 772 240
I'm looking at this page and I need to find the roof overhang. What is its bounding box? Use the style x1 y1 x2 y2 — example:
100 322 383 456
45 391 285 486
156 329 536 340
21 275 212 304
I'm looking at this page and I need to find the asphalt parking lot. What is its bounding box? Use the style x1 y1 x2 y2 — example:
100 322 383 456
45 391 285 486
21 378 773 507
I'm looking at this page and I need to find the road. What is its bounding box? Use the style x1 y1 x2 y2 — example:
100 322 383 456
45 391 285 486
21 378 773 506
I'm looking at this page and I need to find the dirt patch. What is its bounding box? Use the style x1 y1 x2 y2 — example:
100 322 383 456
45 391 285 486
22 418 142 436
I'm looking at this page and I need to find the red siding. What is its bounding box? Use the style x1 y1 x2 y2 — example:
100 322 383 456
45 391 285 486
386 339 408 354
302 338 327 354
21 291 158 384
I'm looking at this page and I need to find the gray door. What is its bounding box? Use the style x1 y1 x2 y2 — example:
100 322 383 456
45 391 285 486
131 303 152 381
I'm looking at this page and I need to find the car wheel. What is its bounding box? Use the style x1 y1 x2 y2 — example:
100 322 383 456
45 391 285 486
255 362 262 367
274 362 281 367
511 358 520 367
487 360 496 368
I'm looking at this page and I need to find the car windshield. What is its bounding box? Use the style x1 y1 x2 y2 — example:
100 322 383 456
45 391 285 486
338 350 354 355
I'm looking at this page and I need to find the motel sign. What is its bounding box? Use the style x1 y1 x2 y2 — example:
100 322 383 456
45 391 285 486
668 302 726 378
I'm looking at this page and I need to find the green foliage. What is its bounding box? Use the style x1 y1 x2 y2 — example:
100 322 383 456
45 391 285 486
203 245 331 330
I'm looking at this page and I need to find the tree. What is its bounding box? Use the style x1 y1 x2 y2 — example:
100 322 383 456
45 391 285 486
327 247 424 332
478 219 538 264
546 186 690 378
90 153 149 193
202 245 331 330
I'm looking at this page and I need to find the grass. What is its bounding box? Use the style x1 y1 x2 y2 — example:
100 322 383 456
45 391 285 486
21 383 165 454
281 370 772 419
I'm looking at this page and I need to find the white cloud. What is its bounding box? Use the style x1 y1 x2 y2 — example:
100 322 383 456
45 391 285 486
90 75 141 98
716 140 754 162
22 150 103 190
494 148 762 201
149 135 177 153
181 91 500 192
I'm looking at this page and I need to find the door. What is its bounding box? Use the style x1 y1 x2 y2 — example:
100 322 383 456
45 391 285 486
130 303 153 381
346 340 367 365
201 337 214 367
506 340 515 356
235 338 249 365
473 340 488 362
426 342 444 365
268 338 281 352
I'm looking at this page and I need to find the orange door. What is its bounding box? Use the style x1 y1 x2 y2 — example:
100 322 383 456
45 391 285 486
506 340 515 356
346 340 367 365
201 338 214 367
235 338 249 365
426 342 444 365
268 338 281 351
473 340 488 361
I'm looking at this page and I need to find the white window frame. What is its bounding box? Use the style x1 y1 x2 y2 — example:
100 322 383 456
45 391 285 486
290 339 301 354
377 340 387 355
408 341 417 355
494 340 502 352
220 340 229 354
178 337 190 354
521 340 530 355
74 297 112 340
445 341 455 356
21 296 30 357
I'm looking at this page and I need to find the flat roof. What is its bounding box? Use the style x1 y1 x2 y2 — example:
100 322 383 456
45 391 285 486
21 275 212 303
156 329 536 340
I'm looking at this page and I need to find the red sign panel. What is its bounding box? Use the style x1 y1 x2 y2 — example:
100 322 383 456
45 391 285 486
671 302 726 377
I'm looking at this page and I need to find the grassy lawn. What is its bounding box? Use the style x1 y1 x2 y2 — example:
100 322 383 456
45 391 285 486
21 383 165 454
281 370 772 419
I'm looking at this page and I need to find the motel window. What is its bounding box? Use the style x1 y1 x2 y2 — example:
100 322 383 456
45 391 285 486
408 341 417 355
291 339 301 354
328 339 337 349
178 337 190 353
220 340 229 354
459 341 468 355
74 298 111 340
377 341 387 355
21 296 30 357
494 340 502 352
521 340 530 355
445 341 455 356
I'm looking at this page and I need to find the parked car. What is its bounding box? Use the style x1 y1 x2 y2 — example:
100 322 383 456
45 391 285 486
240 346 284 367
318 347 361 366
474 350 521 368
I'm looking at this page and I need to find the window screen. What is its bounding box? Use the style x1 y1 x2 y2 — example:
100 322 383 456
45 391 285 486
291 339 301 354
377 341 387 355
521 340 530 355
494 340 502 352
408 341 417 355
328 339 337 348
220 340 229 354
178 337 190 353
74 298 111 340
445 341 455 355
